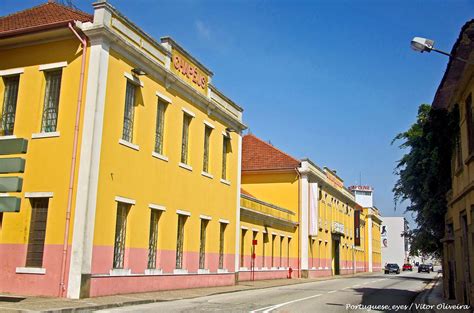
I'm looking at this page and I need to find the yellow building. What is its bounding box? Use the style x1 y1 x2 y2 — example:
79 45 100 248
431 20 474 306
0 1 245 299
241 134 358 278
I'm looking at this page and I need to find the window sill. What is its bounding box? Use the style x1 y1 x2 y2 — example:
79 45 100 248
197 269 210 274
179 162 192 171
0 135 17 140
152 152 168 162
201 171 213 179
16 267 46 275
109 268 132 276
220 179 231 186
173 269 188 275
32 131 60 139
144 269 163 275
239 267 248 271
119 139 139 151
217 268 228 273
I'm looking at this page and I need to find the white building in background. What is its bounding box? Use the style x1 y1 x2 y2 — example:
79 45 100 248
381 217 409 267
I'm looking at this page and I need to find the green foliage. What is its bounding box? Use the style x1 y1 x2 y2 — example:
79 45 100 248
393 104 459 257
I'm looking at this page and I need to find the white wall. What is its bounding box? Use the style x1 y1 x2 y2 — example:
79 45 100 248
354 191 373 208
381 217 407 267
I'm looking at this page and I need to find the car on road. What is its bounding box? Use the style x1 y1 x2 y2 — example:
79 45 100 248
402 264 413 271
418 264 430 273
384 263 400 274
428 263 434 271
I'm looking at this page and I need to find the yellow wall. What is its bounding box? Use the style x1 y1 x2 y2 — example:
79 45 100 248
92 49 238 256
0 37 87 246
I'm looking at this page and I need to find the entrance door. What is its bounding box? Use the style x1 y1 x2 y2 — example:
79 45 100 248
334 239 340 275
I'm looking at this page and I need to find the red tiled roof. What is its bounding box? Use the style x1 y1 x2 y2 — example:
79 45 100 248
242 134 300 171
0 2 92 38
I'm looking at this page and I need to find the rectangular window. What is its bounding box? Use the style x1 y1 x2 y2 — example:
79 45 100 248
176 215 186 269
466 94 474 154
147 210 161 269
113 202 130 269
26 198 49 267
41 70 62 132
222 135 230 179
271 234 276 267
279 236 283 267
218 223 226 269
199 219 208 269
240 229 246 267
287 238 291 267
203 125 212 173
1 75 20 136
262 233 268 268
154 99 167 154
181 113 192 164
122 81 136 142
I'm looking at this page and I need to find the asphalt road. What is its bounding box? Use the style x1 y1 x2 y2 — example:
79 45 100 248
97 270 438 313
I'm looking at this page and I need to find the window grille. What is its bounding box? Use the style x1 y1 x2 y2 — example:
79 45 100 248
26 198 49 267
176 215 186 269
271 234 276 267
280 236 284 267
240 229 246 267
41 70 62 132
122 81 136 142
262 233 268 268
203 125 212 172
222 136 230 179
147 210 160 269
199 219 208 269
181 113 192 164
218 223 226 269
113 202 130 269
1 75 19 136
154 99 166 154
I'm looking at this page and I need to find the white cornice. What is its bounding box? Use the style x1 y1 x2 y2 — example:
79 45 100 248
80 24 246 132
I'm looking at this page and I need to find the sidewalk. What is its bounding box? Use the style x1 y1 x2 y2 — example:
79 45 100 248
0 271 377 313
411 273 472 313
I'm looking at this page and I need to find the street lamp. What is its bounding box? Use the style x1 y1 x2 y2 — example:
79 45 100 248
410 36 472 64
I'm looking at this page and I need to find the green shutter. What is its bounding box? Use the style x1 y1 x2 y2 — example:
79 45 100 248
0 158 25 173
0 138 28 155
0 177 23 192
0 196 21 212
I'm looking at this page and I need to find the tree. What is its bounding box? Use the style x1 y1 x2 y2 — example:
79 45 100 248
392 104 459 257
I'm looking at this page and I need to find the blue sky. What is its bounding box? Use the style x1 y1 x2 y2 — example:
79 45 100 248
1 0 473 224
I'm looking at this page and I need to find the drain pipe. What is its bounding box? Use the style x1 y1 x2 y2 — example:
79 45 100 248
58 22 88 297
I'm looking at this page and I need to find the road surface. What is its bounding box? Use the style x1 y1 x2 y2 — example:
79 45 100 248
98 270 437 312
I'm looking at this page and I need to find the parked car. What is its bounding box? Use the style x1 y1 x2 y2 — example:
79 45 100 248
402 263 413 271
415 261 419 266
418 264 430 273
428 263 434 271
384 263 400 274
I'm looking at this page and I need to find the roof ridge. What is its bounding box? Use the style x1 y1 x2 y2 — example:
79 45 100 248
0 2 92 21
244 134 300 164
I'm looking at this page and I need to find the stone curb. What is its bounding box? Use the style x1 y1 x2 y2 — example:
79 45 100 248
11 271 378 313
410 273 441 313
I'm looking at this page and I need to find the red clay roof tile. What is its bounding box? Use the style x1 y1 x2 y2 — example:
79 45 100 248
242 134 300 171
0 2 92 38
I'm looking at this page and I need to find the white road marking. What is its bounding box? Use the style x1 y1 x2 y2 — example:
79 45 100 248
353 284 360 287
327 290 337 293
342 287 351 290
250 293 323 313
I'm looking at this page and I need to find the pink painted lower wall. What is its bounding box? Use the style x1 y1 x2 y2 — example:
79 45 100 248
307 268 332 278
0 244 70 297
90 273 235 297
91 246 235 274
238 269 293 281
240 255 299 270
